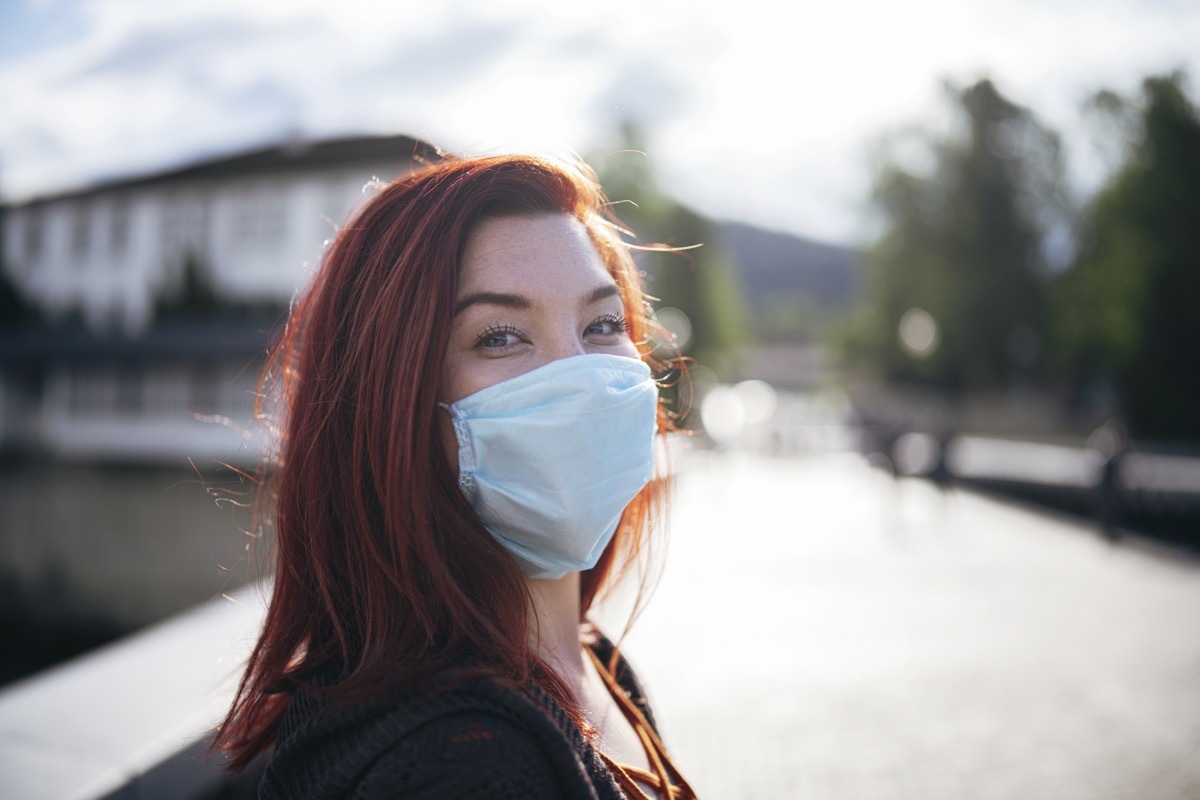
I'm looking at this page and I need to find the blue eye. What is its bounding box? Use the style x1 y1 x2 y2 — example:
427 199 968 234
473 324 523 350
586 314 630 337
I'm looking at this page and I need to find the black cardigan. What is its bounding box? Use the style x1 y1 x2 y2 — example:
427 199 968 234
258 637 660 799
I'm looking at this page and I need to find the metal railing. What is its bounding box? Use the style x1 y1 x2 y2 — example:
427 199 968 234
886 430 1200 539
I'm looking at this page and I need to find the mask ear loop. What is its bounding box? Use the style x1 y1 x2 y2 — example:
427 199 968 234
438 401 476 495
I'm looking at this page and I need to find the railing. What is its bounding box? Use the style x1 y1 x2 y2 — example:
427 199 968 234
886 430 1200 540
0 583 266 800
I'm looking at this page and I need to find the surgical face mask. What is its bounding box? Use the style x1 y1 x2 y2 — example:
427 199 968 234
441 353 659 580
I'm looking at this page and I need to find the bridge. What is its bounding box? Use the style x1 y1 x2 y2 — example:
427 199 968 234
2 444 1198 799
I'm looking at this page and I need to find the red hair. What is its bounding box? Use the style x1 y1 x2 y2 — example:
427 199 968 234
212 153 675 770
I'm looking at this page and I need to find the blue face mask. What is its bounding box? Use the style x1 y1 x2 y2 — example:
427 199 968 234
442 353 659 580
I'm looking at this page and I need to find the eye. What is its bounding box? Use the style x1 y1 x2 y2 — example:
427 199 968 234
585 313 630 339
473 324 525 351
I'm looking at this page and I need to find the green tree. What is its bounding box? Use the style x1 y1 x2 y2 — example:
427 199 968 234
1052 72 1200 441
590 124 747 378
849 78 1068 392
0 266 38 327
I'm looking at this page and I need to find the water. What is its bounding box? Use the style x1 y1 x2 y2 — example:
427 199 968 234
0 459 259 686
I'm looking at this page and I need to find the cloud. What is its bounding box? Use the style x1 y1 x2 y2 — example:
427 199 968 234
64 17 313 82
3 0 1200 242
592 58 695 132
365 16 528 92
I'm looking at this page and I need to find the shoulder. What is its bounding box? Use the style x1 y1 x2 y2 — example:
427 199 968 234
262 676 606 800
351 706 582 799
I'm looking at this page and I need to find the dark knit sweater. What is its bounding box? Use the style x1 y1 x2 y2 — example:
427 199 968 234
258 637 660 799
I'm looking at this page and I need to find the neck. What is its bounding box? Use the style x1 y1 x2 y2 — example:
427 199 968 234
527 572 586 681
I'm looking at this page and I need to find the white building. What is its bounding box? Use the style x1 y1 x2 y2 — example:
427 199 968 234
0 135 434 464
2 135 434 333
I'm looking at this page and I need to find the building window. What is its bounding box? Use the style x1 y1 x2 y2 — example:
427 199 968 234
114 365 143 416
68 368 116 415
320 177 356 236
144 367 188 415
161 195 209 267
220 365 257 418
161 195 185 258
24 210 43 262
110 199 130 257
71 204 92 260
191 363 221 416
232 186 287 246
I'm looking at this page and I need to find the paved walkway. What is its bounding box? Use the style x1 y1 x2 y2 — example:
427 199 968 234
598 448 1200 800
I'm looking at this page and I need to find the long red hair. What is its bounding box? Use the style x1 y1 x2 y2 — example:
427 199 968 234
212 153 675 770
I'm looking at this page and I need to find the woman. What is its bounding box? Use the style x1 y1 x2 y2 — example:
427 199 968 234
213 152 697 799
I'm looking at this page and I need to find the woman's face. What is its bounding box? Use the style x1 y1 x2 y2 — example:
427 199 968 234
440 213 640 404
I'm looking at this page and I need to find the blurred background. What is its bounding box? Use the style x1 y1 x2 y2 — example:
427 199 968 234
1 1 1199 798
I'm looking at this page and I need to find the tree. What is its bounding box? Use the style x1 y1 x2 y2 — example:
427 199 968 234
590 124 747 379
1052 72 1200 442
848 78 1069 392
0 266 38 327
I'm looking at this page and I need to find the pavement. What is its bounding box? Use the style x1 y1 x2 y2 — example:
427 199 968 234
597 447 1200 800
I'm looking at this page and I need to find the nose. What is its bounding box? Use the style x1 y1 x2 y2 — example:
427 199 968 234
540 327 589 367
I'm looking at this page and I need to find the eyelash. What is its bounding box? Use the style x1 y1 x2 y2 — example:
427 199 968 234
470 315 631 351
472 324 523 350
589 313 630 335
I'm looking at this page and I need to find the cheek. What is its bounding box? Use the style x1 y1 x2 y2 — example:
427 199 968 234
614 336 641 360
440 348 519 405
438 409 460 480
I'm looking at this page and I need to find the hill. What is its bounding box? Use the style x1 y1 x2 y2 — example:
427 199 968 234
716 220 862 310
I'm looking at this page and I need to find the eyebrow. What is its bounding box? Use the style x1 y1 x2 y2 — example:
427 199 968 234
454 283 620 315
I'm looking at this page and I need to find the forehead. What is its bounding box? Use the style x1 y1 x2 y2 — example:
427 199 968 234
458 213 614 294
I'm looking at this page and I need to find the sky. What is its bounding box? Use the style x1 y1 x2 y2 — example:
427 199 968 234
1 0 1199 245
